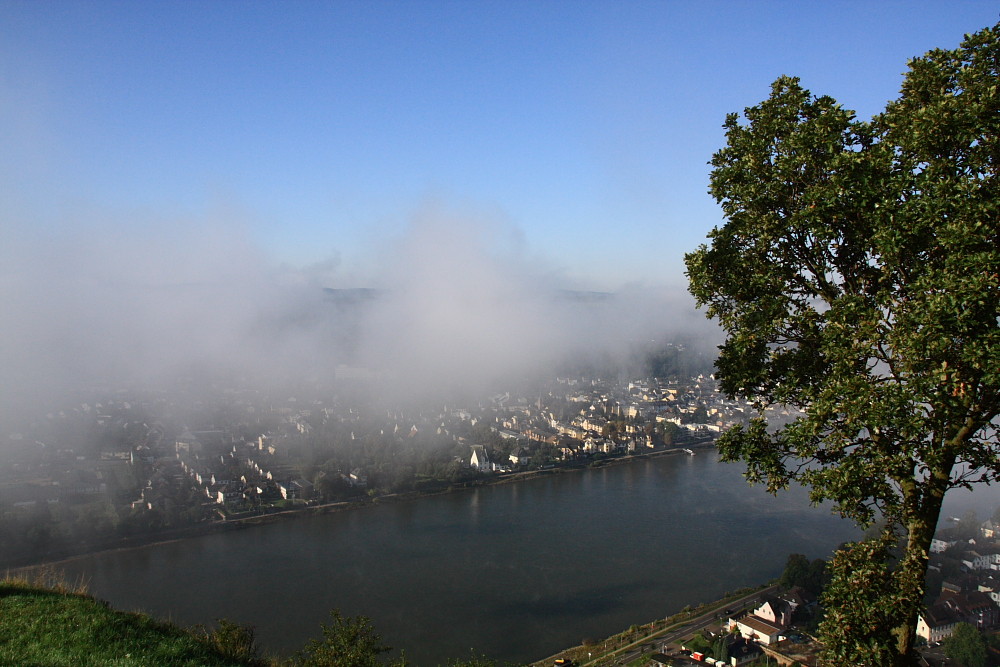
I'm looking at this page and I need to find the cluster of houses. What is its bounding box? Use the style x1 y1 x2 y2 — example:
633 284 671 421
0 370 776 530
150 372 765 516
703 519 1000 665
648 528 1000 667
717 521 1000 662
170 431 318 513
1 368 777 552
917 520 1000 643
651 591 811 666
472 375 762 470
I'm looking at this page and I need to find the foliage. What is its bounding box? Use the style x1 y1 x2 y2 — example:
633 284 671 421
685 23 1000 666
943 622 987 667
817 531 924 665
291 609 407 667
779 553 828 595
780 553 809 591
204 618 262 664
657 420 680 445
684 633 711 654
680 404 709 425
710 633 731 662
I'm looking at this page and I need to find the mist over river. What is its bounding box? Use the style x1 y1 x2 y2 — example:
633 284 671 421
44 452 999 665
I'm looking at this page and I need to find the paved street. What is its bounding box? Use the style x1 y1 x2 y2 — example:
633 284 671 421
583 584 779 666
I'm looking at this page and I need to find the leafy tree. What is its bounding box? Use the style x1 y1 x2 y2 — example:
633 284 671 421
711 633 731 662
780 554 810 590
656 421 680 445
804 557 829 596
923 565 944 606
694 406 709 424
685 23 1000 666
778 553 828 595
291 610 407 667
944 622 987 667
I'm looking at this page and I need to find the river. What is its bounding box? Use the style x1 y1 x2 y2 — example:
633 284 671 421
43 451 1000 665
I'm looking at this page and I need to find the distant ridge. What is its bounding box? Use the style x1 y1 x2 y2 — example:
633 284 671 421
554 289 613 302
322 288 386 304
322 287 613 303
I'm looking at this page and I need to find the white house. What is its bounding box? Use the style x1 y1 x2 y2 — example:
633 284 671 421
733 615 783 645
917 604 961 643
470 445 492 472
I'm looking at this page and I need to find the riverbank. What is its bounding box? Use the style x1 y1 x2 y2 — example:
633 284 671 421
532 583 775 667
6 440 718 575
20 445 859 665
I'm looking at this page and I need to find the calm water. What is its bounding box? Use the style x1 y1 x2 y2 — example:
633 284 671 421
46 453 889 664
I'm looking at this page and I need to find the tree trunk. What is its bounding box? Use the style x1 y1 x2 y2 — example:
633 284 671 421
891 470 950 666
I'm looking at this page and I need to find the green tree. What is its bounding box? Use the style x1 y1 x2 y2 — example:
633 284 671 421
291 610 407 667
602 420 625 440
779 553 828 597
944 622 987 667
685 23 1000 666
656 421 680 445
805 558 829 596
711 633 730 662
779 554 810 590
685 405 709 424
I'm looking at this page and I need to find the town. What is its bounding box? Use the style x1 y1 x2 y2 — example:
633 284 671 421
4 352 999 667
0 346 757 568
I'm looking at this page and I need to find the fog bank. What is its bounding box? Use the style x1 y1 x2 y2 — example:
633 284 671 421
0 204 720 423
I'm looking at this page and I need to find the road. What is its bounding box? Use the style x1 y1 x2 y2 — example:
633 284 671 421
584 584 779 666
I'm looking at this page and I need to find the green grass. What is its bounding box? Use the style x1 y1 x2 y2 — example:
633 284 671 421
0 578 260 666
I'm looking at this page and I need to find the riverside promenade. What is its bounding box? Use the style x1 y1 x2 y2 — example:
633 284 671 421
535 584 778 667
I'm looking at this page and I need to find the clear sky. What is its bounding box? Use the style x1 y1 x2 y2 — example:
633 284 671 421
2 1 998 290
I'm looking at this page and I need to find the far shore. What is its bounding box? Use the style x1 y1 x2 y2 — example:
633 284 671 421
5 440 718 576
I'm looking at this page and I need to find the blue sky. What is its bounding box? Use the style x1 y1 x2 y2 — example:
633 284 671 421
2 1 998 290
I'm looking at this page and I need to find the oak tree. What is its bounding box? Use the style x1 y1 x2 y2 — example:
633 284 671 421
685 23 1000 666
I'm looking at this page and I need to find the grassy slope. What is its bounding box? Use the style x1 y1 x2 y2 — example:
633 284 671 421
0 581 257 667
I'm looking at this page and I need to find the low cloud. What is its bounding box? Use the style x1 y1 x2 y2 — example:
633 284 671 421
0 201 720 424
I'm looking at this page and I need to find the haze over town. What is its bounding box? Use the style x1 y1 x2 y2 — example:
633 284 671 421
3 2 997 426
5 7 1000 666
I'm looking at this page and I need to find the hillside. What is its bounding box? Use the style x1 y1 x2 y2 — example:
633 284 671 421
0 579 261 666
